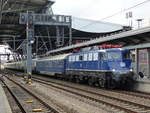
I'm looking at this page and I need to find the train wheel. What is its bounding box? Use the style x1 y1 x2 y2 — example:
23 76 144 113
99 78 106 88
76 78 81 83
69 75 73 82
64 77 68 81
88 78 93 86
108 80 116 89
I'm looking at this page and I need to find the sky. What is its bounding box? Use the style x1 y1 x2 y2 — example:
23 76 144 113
52 0 150 27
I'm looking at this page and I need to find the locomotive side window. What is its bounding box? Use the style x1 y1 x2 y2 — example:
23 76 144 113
88 53 93 61
83 54 88 61
93 53 98 61
76 55 79 61
79 55 83 61
72 56 76 62
70 56 73 62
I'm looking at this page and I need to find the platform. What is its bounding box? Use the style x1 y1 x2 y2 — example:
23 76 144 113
0 82 12 113
133 78 150 93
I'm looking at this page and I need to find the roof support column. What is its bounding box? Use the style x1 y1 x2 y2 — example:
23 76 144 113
147 48 150 79
0 0 3 24
46 27 52 50
36 36 38 57
0 55 1 70
135 48 139 74
69 18 72 45
13 36 16 51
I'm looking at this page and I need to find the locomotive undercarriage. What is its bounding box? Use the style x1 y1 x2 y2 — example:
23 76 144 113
65 70 123 89
65 70 134 89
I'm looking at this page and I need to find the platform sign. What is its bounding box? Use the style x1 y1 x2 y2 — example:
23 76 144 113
20 13 71 26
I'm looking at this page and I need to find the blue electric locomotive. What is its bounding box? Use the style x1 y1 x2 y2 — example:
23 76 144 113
65 48 134 88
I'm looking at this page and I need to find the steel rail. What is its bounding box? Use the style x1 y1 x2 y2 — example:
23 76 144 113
5 76 60 113
0 79 26 113
6 70 150 113
33 77 143 113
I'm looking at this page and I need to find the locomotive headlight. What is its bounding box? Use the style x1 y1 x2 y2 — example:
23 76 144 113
130 69 133 72
120 62 126 67
112 69 116 72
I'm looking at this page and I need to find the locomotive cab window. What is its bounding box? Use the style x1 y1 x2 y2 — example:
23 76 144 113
101 53 107 60
107 52 121 60
123 52 131 59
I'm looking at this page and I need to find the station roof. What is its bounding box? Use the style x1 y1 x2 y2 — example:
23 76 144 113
0 0 54 40
72 17 125 33
47 26 150 55
2 0 54 13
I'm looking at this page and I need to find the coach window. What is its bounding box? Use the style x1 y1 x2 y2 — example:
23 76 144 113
83 54 88 61
93 53 98 61
71 56 74 62
70 56 73 62
69 56 72 62
88 53 93 61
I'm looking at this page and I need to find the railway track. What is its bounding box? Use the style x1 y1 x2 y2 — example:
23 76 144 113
115 90 150 100
10 70 150 101
2 75 60 113
4 70 150 113
32 74 150 103
31 76 150 113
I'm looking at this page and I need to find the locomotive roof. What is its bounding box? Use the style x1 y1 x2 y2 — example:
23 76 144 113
69 48 128 55
103 48 129 52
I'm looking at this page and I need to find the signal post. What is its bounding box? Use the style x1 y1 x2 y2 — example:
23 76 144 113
26 11 34 84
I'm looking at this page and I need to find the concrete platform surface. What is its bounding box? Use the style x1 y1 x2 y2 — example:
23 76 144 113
136 78 150 83
0 83 12 113
133 78 150 93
